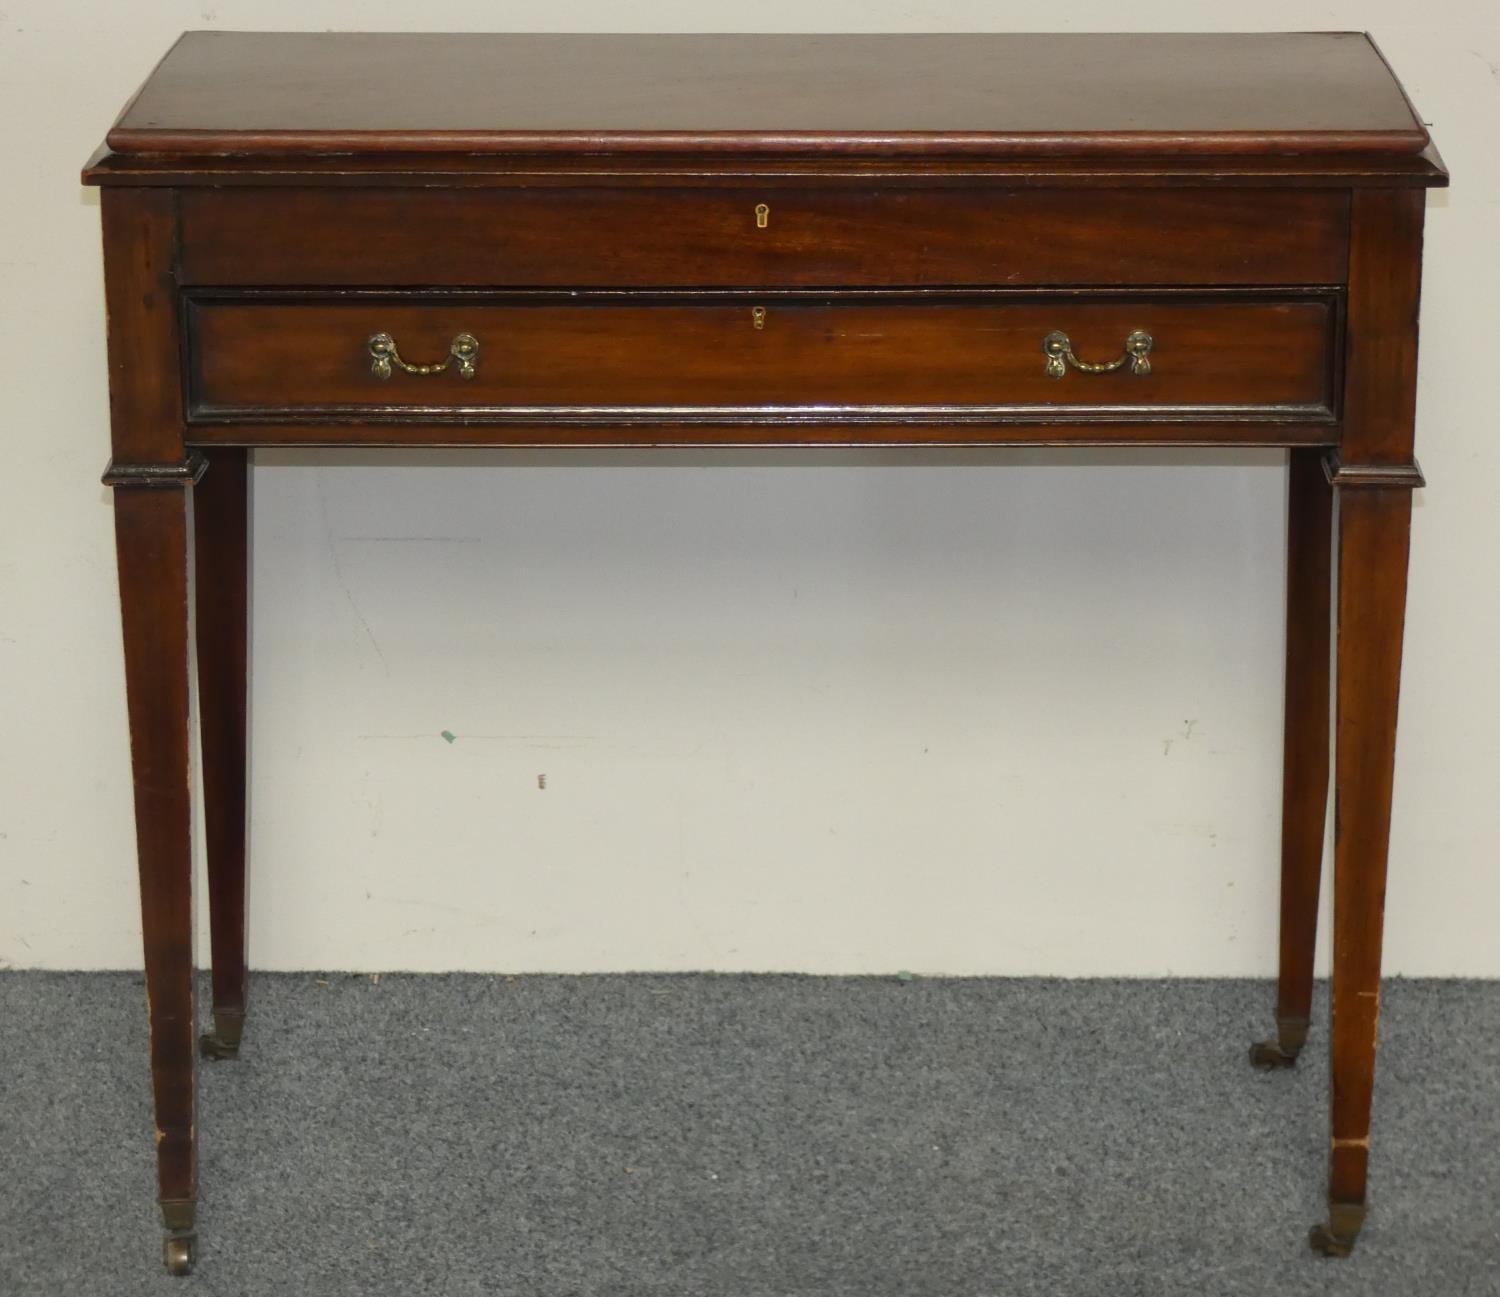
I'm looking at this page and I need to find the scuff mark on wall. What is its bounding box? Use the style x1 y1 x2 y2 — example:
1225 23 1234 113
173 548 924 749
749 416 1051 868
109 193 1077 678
316 474 390 675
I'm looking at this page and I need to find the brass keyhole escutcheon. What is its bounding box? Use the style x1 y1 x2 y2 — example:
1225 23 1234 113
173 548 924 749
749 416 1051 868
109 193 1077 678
751 306 767 330
755 203 770 229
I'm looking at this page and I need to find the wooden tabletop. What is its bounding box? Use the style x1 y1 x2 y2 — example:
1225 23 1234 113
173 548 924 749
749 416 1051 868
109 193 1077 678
103 31 1429 160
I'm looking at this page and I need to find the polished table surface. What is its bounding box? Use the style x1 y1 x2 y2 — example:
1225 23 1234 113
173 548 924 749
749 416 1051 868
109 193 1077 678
107 31 1430 156
84 30 1446 1275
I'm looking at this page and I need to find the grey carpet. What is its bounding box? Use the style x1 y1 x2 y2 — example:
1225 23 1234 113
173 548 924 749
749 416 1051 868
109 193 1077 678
2 973 1498 1296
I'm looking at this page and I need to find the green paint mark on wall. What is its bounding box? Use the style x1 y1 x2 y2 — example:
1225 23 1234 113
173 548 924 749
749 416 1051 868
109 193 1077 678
440 730 456 744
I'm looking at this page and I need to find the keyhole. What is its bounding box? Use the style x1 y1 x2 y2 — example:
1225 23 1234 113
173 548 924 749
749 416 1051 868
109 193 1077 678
755 203 770 229
751 306 767 330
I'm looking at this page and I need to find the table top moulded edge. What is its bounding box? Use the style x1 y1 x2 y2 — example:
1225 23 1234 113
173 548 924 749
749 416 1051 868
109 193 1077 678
82 30 1447 188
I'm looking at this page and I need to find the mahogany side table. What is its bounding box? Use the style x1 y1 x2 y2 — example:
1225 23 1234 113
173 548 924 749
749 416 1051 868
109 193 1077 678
83 31 1447 1274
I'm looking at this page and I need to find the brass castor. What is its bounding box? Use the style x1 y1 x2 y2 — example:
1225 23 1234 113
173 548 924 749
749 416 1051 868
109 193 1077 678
1249 1038 1300 1070
164 1233 196 1276
200 1011 244 1060
1249 1019 1308 1070
1309 1224 1354 1257
1310 1201 1366 1257
199 1031 240 1061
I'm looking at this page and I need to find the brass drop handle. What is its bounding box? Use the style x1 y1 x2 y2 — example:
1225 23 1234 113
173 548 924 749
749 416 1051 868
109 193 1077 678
368 332 479 380
1043 329 1153 379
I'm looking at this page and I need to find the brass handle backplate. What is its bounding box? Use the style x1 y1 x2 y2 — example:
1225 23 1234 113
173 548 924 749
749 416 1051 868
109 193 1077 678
368 332 479 380
1043 329 1153 379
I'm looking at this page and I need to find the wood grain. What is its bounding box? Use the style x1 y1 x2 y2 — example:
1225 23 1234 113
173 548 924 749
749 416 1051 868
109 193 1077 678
1342 189 1427 466
177 185 1351 289
188 295 1336 417
83 144 1451 189
183 420 1340 450
99 189 185 464
1328 485 1413 1213
104 32 1429 160
1316 184 1428 1252
1275 448 1334 1042
113 486 197 1220
194 448 250 1055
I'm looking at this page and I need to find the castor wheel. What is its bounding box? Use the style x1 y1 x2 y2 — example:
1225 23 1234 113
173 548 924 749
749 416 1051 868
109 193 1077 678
164 1233 196 1276
1249 1019 1307 1071
1249 1038 1300 1070
1309 1223 1356 1257
1309 1201 1365 1257
199 1031 240 1061
200 1012 244 1060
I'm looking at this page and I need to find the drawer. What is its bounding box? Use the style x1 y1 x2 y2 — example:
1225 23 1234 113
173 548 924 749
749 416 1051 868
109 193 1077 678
178 187 1349 288
187 293 1337 423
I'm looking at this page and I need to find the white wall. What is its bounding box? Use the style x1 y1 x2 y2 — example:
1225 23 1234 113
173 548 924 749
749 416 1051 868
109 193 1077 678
1 2 1496 975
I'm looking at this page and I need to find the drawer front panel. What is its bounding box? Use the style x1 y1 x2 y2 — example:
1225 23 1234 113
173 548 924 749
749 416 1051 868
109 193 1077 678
178 187 1349 288
188 294 1336 421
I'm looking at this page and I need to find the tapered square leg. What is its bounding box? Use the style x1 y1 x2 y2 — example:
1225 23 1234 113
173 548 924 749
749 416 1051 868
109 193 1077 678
194 448 251 1061
1311 481 1414 1257
1252 448 1333 1071
113 480 199 1275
